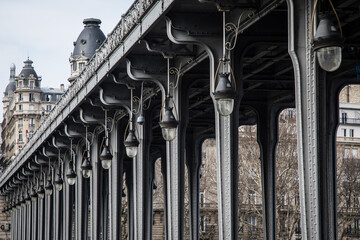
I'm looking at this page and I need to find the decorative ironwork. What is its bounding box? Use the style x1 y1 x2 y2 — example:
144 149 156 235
0 0 157 184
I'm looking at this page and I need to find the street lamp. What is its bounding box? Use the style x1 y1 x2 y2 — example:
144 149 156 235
213 11 236 116
54 151 63 191
45 177 53 196
66 139 77 185
100 110 113 169
313 17 343 72
66 161 77 185
159 100 178 141
124 88 139 158
37 181 45 199
124 129 139 158
311 0 343 72
81 126 93 178
81 156 92 178
159 57 178 141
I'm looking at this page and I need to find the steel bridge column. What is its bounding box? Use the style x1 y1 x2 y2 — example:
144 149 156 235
27 201 32 239
54 183 63 240
164 81 187 240
186 134 204 240
63 159 75 240
32 199 38 240
288 0 338 239
110 120 125 239
22 204 28 239
126 163 135 240
76 145 89 240
90 139 101 239
38 196 45 240
45 193 51 240
255 104 282 240
133 109 153 240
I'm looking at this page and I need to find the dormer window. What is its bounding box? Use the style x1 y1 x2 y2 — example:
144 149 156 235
72 62 77 71
18 81 23 89
30 81 34 89
79 62 85 71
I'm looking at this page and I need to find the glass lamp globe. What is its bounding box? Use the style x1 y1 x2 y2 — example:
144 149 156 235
124 130 139 158
313 17 343 72
37 185 45 199
45 179 53 196
81 158 92 178
66 164 77 186
214 73 235 116
316 46 342 72
54 172 63 191
30 188 37 202
100 144 113 169
159 106 178 141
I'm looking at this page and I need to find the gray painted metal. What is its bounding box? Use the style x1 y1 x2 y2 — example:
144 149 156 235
110 121 124 239
90 140 100 239
32 200 37 240
290 0 322 239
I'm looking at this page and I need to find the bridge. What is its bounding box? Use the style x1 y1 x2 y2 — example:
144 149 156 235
0 0 359 239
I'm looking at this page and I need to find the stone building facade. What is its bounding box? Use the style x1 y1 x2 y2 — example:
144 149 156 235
1 59 64 164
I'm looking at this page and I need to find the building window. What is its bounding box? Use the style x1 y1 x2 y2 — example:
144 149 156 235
18 93 23 101
342 128 346 137
200 216 206 233
46 105 52 111
18 81 23 89
45 94 52 102
350 129 354 138
29 118 35 128
79 62 85 71
341 112 347 123
248 190 257 204
18 119 23 128
18 131 23 142
200 191 205 207
248 216 257 233
345 148 350 158
352 149 358 158
18 105 22 111
30 81 34 89
29 93 35 102
72 62 77 71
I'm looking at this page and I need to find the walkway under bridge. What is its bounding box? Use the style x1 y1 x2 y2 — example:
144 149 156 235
1 0 360 239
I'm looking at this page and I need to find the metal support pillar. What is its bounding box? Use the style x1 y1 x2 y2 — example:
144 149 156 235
165 16 240 239
164 80 186 240
63 159 75 240
287 0 337 239
110 120 125 239
186 134 204 240
22 207 26 240
256 104 282 240
134 109 153 240
32 200 38 240
54 184 63 240
126 163 135 240
38 198 45 240
90 139 101 239
76 145 89 240
27 203 32 239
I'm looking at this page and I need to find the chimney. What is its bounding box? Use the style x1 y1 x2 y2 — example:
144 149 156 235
60 84 64 92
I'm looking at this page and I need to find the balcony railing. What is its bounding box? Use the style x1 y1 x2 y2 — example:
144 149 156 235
340 118 360 125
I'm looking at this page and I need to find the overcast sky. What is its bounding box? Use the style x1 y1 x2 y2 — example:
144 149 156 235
0 0 133 118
